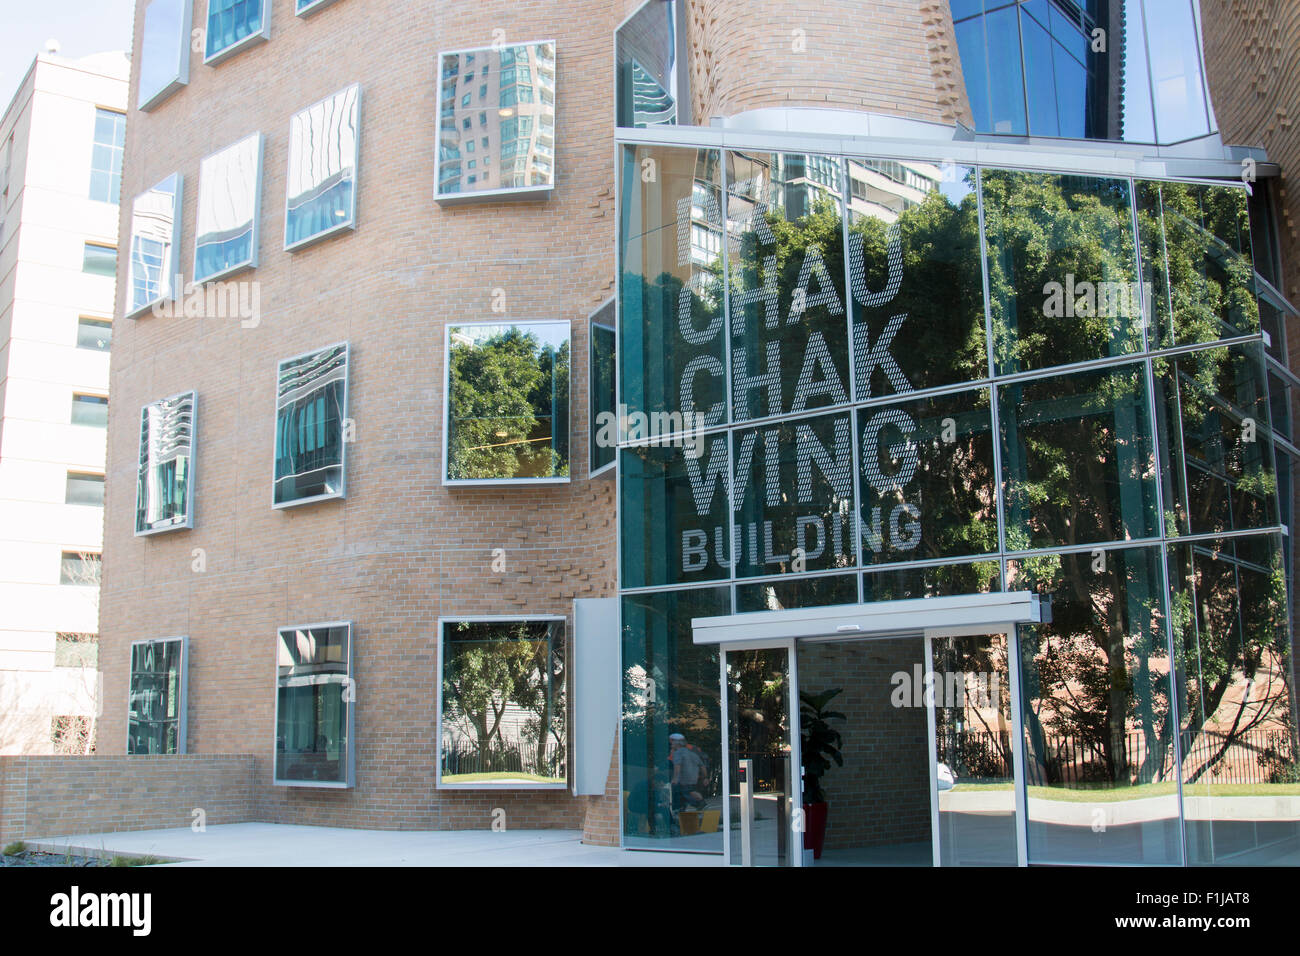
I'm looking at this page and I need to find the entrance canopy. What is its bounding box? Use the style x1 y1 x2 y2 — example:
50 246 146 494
691 591 1047 646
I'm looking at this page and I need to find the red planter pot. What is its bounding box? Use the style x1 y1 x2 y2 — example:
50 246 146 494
803 801 828 859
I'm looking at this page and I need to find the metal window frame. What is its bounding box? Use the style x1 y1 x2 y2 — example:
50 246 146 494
589 296 617 479
295 0 342 16
271 341 350 510
434 614 569 791
272 620 355 788
433 39 557 205
283 83 362 252
125 635 189 755
135 389 198 537
192 132 264 284
442 319 572 486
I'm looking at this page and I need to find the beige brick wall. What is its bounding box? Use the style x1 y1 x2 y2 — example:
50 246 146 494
104 0 621 834
0 754 254 843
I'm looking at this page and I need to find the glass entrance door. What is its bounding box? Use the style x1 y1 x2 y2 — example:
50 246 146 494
722 642 802 866
928 632 1021 866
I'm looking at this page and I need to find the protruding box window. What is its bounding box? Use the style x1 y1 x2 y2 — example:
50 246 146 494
126 173 183 318
589 300 616 476
138 0 192 110
438 617 567 789
136 391 196 535
127 637 188 754
274 342 348 507
444 321 569 483
194 133 262 284
204 0 270 65
296 0 342 15
275 622 354 787
435 40 556 203
285 84 360 251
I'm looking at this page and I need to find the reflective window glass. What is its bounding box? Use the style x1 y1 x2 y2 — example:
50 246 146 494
982 169 1141 374
194 133 262 283
285 85 360 250
622 586 728 851
82 243 117 278
126 173 182 317
205 0 268 63
77 318 112 352
275 344 347 506
727 152 847 423
275 624 353 786
439 619 566 787
128 638 187 754
138 0 191 110
1012 545 1183 864
999 362 1159 550
863 558 1001 601
590 302 616 474
137 391 196 534
71 393 108 428
848 161 984 396
734 573 858 612
89 109 125 204
65 472 104 507
445 322 569 482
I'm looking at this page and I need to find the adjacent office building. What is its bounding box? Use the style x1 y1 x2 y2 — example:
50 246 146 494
95 0 1300 865
0 51 128 754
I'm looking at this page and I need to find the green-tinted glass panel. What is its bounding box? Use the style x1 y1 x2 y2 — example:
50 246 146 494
619 145 724 429
862 559 1001 602
590 309 616 473
983 169 1142 375
1168 534 1300 864
275 624 351 785
127 638 184 755
999 362 1159 550
727 151 848 422
1012 545 1182 864
848 160 985 396
1154 343 1277 537
622 586 729 851
1136 180 1258 348
858 388 998 565
735 573 858 613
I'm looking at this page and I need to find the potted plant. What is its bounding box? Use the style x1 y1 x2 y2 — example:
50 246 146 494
800 688 845 860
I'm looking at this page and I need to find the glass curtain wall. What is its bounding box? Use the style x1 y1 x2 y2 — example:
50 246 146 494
619 143 1300 863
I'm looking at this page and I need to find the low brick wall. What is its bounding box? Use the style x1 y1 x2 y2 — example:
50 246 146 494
0 755 255 843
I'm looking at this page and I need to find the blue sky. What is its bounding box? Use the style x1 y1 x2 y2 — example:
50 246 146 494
1 0 135 109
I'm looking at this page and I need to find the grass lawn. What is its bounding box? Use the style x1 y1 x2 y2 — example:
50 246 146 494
442 771 565 785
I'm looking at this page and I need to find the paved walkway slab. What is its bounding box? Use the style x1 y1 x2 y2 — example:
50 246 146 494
32 824 722 867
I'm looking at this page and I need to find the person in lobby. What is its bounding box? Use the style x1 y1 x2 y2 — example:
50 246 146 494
668 732 708 811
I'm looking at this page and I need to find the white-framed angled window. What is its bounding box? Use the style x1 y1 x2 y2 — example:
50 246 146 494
443 320 570 484
204 0 271 65
127 636 188 754
589 298 616 477
273 342 348 507
435 39 556 204
194 133 262 284
285 84 360 251
295 0 342 15
437 616 567 789
125 172 182 319
136 391 196 536
138 0 192 110
275 621 354 787
88 108 125 204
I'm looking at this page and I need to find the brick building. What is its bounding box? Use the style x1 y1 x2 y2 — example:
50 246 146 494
4 0 1299 867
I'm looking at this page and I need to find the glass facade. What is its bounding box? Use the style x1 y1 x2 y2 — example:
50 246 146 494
590 301 617 474
618 144 1299 862
951 0 1215 145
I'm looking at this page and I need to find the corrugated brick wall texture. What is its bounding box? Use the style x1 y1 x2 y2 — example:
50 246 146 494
686 0 972 126
0 755 254 843
102 0 621 835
